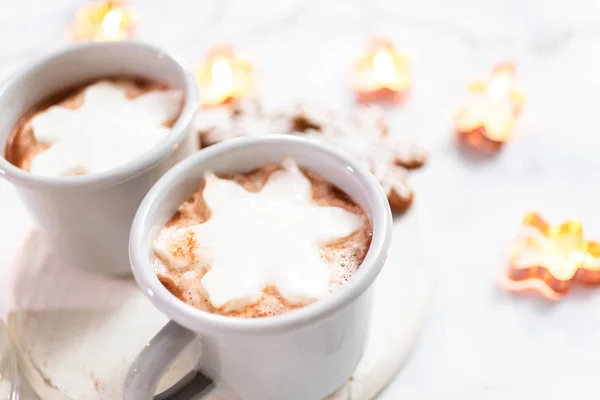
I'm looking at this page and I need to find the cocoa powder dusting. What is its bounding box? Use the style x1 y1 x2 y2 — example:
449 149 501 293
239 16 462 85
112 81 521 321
156 164 372 318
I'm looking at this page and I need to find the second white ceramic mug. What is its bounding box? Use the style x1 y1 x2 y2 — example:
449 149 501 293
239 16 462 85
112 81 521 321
0 41 199 275
125 136 393 400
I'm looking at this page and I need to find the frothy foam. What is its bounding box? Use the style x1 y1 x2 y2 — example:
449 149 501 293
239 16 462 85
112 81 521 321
27 80 183 176
153 159 370 315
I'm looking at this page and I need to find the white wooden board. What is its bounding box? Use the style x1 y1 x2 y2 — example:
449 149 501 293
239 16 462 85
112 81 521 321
1 183 432 400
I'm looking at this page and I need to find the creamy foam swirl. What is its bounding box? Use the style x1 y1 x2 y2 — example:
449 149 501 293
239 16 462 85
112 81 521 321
29 80 183 176
154 159 364 312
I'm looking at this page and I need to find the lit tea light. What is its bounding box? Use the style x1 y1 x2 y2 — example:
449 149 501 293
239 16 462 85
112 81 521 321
456 63 524 153
69 0 134 42
502 213 600 299
352 39 410 104
195 46 254 107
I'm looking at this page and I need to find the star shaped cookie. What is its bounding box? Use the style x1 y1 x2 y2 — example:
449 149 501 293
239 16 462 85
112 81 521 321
283 105 426 210
194 101 426 211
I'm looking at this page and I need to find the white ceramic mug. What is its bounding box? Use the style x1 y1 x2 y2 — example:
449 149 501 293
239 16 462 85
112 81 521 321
126 136 393 400
0 41 199 275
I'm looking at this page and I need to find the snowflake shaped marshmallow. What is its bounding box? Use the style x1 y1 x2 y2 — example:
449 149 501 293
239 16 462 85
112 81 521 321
29 81 183 176
154 159 363 311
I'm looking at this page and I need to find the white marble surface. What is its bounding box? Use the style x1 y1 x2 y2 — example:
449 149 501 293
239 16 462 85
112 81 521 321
2 0 600 399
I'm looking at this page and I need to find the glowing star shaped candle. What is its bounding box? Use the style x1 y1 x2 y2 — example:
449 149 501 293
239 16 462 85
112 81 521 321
456 63 524 153
195 46 254 107
503 213 600 299
352 39 410 104
69 0 134 42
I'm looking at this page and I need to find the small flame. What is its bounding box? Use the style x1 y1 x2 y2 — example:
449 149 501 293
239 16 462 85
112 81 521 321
101 10 123 40
211 57 234 94
373 50 397 84
487 77 507 100
352 38 410 103
487 69 514 100
69 0 134 42
195 46 254 107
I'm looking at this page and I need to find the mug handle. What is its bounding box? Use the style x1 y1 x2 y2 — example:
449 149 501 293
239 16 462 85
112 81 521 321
124 321 215 399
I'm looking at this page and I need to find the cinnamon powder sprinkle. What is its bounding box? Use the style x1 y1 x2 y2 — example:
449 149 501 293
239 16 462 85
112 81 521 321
169 229 198 265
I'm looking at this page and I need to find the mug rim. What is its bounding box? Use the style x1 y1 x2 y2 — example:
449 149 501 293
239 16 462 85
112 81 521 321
130 135 393 335
0 40 199 190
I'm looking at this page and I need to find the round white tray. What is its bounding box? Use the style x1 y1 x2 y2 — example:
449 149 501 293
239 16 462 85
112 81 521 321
1 183 432 400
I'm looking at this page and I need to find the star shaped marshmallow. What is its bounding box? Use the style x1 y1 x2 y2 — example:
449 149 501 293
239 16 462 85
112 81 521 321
30 81 183 176
154 159 364 312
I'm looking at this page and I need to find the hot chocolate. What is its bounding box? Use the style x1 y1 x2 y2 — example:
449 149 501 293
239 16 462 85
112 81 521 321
5 78 183 176
153 158 372 318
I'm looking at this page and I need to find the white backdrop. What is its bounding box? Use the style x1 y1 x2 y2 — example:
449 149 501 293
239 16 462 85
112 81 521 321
1 1 600 399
